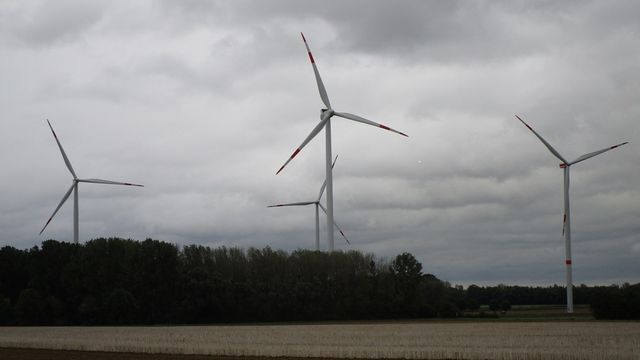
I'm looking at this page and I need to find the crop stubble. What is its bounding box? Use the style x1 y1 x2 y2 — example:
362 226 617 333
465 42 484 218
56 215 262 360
1 322 639 359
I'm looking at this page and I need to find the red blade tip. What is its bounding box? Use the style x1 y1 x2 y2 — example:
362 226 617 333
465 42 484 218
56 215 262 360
379 124 408 137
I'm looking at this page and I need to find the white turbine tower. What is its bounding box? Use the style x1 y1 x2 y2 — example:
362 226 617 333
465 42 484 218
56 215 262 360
40 120 144 243
276 33 407 252
515 115 628 313
269 156 349 251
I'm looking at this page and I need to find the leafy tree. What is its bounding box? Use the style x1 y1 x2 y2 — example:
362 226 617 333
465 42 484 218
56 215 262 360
439 301 460 318
499 299 511 313
78 295 101 325
420 274 445 318
0 294 12 324
0 246 29 303
591 284 640 320
5 238 639 324
488 298 500 313
15 288 46 325
391 253 424 317
391 252 422 280
104 288 138 325
466 298 480 312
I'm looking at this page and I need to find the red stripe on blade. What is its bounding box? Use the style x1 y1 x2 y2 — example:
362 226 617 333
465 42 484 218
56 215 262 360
565 260 572 265
291 148 301 159
379 124 391 131
308 52 315 63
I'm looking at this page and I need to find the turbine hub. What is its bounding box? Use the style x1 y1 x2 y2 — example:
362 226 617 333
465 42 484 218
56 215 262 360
320 108 334 118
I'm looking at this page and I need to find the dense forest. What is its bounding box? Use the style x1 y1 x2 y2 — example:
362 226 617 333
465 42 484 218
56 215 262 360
0 238 638 325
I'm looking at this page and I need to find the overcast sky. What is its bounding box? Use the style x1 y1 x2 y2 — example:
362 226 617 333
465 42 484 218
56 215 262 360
1 0 639 286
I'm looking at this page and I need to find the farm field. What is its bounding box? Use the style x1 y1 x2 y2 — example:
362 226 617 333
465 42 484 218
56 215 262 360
1 321 639 360
465 304 594 320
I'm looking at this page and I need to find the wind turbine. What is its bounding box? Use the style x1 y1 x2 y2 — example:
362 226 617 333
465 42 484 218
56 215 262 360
515 115 628 313
276 33 407 252
269 156 349 251
40 120 144 243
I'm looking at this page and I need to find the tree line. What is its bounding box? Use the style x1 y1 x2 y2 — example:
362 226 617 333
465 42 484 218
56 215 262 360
0 238 637 325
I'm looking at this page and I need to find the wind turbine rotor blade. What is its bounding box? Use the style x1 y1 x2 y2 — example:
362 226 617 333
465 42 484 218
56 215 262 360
569 141 628 165
317 155 338 201
514 115 568 164
276 113 330 174
318 203 350 244
318 180 328 201
47 120 77 179
334 112 408 137
40 183 75 234
267 201 316 207
301 33 331 109
79 178 144 187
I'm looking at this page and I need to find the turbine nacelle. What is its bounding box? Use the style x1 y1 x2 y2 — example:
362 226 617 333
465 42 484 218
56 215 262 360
559 163 568 168
320 108 333 118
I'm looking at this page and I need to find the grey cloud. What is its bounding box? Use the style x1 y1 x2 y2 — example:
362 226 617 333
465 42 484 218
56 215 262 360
0 0 107 47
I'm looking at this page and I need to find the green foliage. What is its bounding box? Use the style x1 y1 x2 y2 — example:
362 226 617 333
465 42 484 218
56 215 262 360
465 283 639 319
78 295 100 325
1 239 453 324
590 283 640 320
1 238 638 324
466 298 480 312
391 252 422 279
438 301 460 318
489 298 500 312
0 294 12 323
104 288 138 325
499 300 512 312
0 246 29 303
15 288 46 325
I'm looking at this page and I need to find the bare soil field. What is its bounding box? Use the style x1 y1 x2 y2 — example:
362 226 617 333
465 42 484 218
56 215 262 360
0 348 309 360
1 322 639 360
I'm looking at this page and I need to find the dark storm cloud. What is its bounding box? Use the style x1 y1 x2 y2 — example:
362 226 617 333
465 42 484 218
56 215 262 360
161 0 640 64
